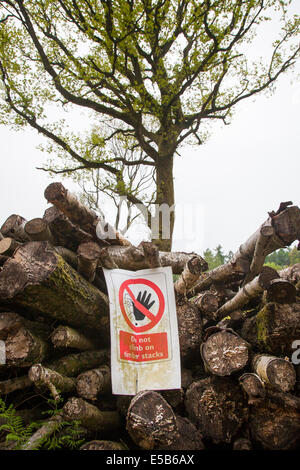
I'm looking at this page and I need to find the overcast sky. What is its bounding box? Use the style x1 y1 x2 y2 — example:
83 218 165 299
0 9 299 256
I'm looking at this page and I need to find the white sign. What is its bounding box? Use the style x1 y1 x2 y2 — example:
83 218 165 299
103 266 181 395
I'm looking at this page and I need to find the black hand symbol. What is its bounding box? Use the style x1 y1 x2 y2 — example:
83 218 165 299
132 290 155 322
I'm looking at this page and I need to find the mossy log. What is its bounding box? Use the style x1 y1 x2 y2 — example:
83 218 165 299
201 329 250 376
24 218 55 244
252 354 296 392
43 206 93 251
44 182 129 246
77 242 102 282
157 415 204 450
5 326 52 367
174 256 208 295
239 373 266 404
126 390 179 450
80 440 126 450
63 397 120 432
51 325 101 351
241 302 300 355
0 241 109 335
176 297 203 364
46 350 109 378
249 401 300 449
185 377 248 444
76 366 111 401
28 364 76 400
0 375 32 395
0 214 29 242
54 246 78 269
216 266 279 319
0 237 22 256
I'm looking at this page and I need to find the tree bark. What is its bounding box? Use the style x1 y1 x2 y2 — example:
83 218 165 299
51 325 101 351
5 326 51 367
185 377 248 444
0 241 109 335
0 311 52 340
241 302 300 355
0 375 32 395
0 238 22 256
193 291 219 321
28 364 76 400
174 256 208 295
176 297 203 364
239 373 266 404
252 354 296 392
279 263 300 284
0 215 30 242
24 218 55 244
76 366 111 401
126 390 179 450
200 329 250 376
63 397 120 432
44 182 130 246
216 266 279 319
46 350 109 378
77 242 102 282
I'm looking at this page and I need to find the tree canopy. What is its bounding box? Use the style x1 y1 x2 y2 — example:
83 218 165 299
0 0 299 249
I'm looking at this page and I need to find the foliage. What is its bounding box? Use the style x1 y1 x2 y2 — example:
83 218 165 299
0 397 85 450
0 1 299 248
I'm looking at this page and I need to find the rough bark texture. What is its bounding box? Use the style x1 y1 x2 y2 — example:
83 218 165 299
241 302 300 355
279 263 300 284
0 241 109 334
0 375 32 395
77 242 102 282
126 390 179 450
46 350 109 378
76 366 111 401
51 325 101 351
193 291 219 321
201 329 250 376
185 377 248 444
239 373 266 404
139 241 161 268
63 397 120 432
28 364 75 400
174 256 208 295
157 415 205 450
5 326 51 367
233 438 252 450
1 215 30 243
176 297 203 364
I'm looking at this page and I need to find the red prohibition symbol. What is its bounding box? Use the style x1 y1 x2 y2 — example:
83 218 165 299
119 278 165 333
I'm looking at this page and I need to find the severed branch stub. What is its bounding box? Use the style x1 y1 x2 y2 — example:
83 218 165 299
174 256 208 295
28 364 76 400
51 325 101 351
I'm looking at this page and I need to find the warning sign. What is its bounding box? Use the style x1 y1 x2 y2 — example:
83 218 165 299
103 266 181 395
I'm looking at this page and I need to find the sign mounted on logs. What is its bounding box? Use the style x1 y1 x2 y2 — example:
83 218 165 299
104 266 181 395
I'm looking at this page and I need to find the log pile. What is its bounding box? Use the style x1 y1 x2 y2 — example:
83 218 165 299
0 187 300 451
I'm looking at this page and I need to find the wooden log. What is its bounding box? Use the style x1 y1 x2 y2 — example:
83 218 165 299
265 279 297 303
0 214 29 242
28 364 75 400
216 266 279 319
51 325 101 351
239 373 266 404
241 302 300 355
161 389 184 410
249 401 300 449
139 241 161 268
44 205 93 251
76 366 111 401
176 297 203 364
174 256 208 295
126 390 179 450
21 413 64 450
157 415 205 450
185 377 248 444
193 291 218 321
44 182 130 246
46 350 109 378
24 218 55 244
0 238 22 256
77 242 102 282
0 241 109 334
200 329 250 376
80 440 126 450
63 397 120 432
0 311 52 340
232 438 252 450
244 224 275 283
188 203 300 297
0 375 32 395
279 262 300 284
216 310 245 330
252 354 296 392
266 387 300 410
5 326 51 367
54 246 78 269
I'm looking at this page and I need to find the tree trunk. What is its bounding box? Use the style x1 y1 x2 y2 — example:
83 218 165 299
0 241 109 335
152 156 174 252
126 390 179 449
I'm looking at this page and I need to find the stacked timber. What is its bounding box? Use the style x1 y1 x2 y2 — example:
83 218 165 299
0 187 299 451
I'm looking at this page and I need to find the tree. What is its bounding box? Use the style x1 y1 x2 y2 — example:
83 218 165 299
0 1 299 250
